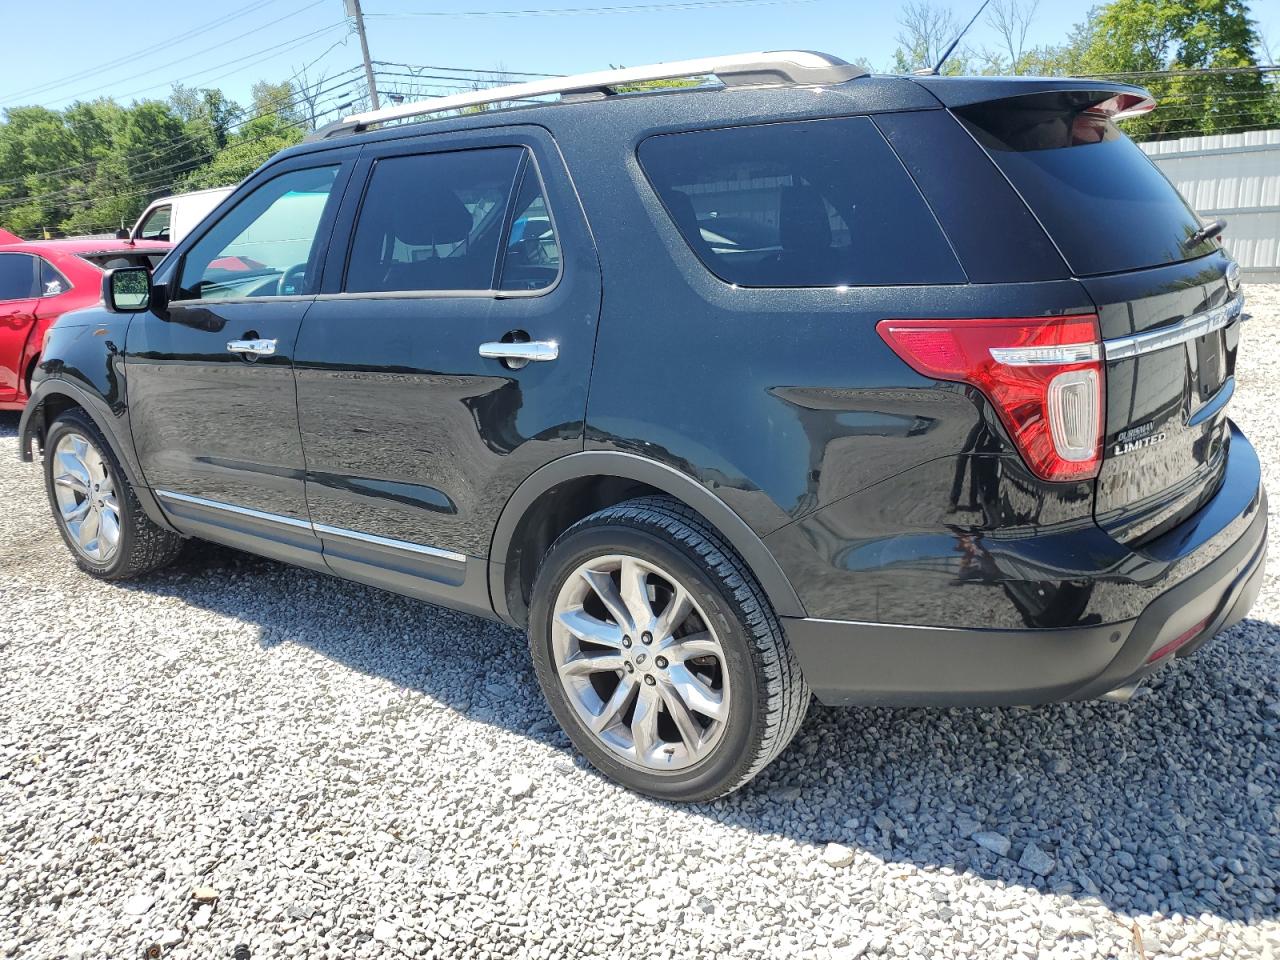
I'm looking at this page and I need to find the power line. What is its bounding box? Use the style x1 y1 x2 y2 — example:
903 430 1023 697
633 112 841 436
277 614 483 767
373 60 563 78
373 70 549 87
67 104 355 233
0 70 364 190
0 74 365 205
1122 107 1280 126
1 0 289 104
47 10 342 107
364 0 816 17
1079 63 1280 80
12 108 340 226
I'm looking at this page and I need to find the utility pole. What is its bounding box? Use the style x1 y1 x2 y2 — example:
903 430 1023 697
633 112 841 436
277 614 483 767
345 0 379 110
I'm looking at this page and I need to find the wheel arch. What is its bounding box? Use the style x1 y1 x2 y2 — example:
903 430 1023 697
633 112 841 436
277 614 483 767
19 377 177 532
488 451 806 627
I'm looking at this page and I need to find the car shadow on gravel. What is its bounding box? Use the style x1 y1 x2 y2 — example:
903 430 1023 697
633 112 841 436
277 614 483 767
103 536 1279 928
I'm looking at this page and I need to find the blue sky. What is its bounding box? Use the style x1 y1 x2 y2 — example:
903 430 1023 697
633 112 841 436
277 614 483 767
0 0 1275 118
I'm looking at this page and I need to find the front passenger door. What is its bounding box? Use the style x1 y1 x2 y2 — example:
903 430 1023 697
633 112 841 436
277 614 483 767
127 159 353 565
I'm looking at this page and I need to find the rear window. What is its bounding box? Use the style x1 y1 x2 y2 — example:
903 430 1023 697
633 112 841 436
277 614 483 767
957 93 1216 276
638 117 963 287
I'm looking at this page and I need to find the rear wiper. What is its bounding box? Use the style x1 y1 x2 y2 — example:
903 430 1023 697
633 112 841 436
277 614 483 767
1185 218 1226 250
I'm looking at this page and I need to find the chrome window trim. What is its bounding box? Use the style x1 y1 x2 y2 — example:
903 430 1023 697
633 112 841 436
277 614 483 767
312 287 550 302
1103 295 1244 361
168 295 314 308
154 489 466 565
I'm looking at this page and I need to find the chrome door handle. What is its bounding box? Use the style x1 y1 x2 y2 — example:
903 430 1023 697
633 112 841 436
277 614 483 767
226 338 277 356
478 340 559 362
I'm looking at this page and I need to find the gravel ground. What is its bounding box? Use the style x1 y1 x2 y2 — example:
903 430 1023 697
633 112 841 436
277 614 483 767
3 289 1280 960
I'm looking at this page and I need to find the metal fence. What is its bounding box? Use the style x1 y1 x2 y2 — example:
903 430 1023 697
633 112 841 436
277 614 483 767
1141 129 1280 283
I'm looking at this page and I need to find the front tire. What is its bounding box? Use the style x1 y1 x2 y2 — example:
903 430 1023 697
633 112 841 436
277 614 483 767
43 408 184 580
529 496 809 801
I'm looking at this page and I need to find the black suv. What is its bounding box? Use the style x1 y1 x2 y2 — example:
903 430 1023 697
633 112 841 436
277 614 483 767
19 52 1266 800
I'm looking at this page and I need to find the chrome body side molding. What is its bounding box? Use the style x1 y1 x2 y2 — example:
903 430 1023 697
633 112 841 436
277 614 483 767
311 522 467 564
154 489 466 565
156 489 312 530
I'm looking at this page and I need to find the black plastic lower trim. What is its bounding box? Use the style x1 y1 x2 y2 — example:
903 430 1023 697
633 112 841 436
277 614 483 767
784 507 1267 707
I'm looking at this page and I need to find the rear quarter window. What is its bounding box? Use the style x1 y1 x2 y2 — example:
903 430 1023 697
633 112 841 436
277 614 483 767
638 116 963 288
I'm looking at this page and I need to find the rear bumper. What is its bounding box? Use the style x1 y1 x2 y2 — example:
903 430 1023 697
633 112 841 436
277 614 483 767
782 443 1267 707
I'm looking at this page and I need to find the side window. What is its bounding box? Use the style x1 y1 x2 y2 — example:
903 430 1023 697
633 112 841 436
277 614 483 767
137 205 172 241
637 117 963 287
38 258 70 296
499 165 561 292
177 165 339 302
345 147 523 294
0 254 36 301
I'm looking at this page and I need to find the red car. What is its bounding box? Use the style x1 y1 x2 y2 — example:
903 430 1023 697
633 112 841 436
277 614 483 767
0 238 171 410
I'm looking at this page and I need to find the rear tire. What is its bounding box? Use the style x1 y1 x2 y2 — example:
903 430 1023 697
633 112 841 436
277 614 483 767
529 496 809 801
43 408 184 580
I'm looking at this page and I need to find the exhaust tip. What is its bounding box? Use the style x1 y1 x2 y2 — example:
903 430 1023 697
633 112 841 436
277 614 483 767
1099 681 1143 703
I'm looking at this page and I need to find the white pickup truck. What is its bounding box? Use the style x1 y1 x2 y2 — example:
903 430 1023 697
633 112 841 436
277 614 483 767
121 186 233 244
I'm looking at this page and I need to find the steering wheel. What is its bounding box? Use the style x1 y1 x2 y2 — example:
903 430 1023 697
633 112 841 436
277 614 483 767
277 263 309 296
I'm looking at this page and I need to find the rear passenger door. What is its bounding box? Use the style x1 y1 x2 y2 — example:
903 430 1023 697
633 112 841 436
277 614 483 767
294 127 600 613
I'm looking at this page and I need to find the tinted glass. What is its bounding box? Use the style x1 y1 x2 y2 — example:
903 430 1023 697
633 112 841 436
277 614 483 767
0 254 36 301
346 148 523 294
178 166 339 301
638 117 963 287
39 259 70 296
80 252 165 272
499 165 560 292
958 96 1214 276
137 205 172 241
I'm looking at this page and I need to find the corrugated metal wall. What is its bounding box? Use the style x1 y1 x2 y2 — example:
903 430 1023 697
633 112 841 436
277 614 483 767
1141 130 1280 283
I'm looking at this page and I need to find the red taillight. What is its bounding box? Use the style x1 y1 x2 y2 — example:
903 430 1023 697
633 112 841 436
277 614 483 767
876 315 1105 482
1146 618 1210 664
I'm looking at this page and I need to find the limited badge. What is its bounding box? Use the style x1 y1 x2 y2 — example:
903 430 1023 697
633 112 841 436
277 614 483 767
1113 421 1166 457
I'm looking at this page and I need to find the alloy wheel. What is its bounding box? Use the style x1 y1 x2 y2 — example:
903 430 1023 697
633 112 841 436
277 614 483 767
51 432 121 564
550 554 731 771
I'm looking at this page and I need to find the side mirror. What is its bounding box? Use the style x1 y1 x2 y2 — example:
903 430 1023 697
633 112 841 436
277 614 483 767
102 266 152 313
114 228 129 240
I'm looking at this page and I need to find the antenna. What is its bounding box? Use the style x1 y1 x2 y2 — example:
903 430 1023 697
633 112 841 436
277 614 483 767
923 0 991 76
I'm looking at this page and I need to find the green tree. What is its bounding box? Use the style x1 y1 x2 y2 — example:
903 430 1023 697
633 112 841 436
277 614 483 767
0 106 87 236
170 84 240 153
1015 15 1099 76
892 0 972 75
177 114 303 191
251 80 302 126
1076 0 1278 139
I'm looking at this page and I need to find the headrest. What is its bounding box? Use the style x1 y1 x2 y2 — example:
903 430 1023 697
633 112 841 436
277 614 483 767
372 162 475 246
779 184 832 252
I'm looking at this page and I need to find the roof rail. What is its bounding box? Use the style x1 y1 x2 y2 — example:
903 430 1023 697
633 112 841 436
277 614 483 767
310 51 866 140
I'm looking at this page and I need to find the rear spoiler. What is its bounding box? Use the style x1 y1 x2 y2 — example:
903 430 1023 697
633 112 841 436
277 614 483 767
910 76 1155 116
